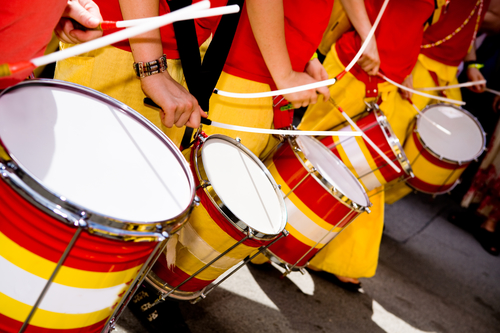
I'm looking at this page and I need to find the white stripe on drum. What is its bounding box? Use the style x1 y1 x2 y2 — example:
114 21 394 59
338 126 382 190
178 222 242 270
0 255 125 314
285 198 338 245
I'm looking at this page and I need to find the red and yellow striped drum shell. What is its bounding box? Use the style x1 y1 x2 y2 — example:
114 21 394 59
321 107 412 192
148 134 287 300
404 104 486 194
264 135 370 269
0 80 196 332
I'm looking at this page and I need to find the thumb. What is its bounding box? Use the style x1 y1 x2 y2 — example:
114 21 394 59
65 0 100 28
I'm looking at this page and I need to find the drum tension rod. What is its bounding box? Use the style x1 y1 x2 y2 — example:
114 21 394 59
192 231 289 304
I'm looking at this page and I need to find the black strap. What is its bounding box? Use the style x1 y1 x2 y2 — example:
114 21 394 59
166 0 244 149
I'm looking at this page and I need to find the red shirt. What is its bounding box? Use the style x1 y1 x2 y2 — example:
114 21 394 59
336 0 435 84
223 0 334 85
0 0 68 89
421 0 491 66
97 0 225 60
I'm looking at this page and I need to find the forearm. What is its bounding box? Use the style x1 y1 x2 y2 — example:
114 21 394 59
246 0 293 86
340 0 372 40
118 0 163 61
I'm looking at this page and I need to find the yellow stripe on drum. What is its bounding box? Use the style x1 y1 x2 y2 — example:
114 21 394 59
405 134 462 187
173 202 258 280
0 292 112 329
268 163 343 234
0 231 142 289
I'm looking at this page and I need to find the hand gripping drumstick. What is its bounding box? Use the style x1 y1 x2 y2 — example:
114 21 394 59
143 98 362 137
329 98 401 173
213 0 391 99
0 2 240 78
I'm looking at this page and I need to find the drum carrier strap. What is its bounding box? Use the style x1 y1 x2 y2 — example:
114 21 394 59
166 0 245 150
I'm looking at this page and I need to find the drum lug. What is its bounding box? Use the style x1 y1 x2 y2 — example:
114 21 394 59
235 137 241 143
299 267 307 275
277 184 281 190
282 229 290 237
246 227 254 239
458 160 462 166
199 180 211 188
193 195 201 206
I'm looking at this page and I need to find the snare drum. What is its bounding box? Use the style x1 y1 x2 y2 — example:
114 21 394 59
146 134 287 301
0 80 195 332
263 135 370 272
404 104 486 194
320 105 412 192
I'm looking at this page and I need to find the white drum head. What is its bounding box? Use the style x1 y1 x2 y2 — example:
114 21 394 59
296 135 369 208
418 105 485 162
0 82 193 223
200 137 284 235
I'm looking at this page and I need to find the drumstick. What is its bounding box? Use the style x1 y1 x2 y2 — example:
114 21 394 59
406 98 452 135
212 0 391 99
377 73 466 105
70 6 240 30
329 98 401 173
486 87 500 96
417 80 487 91
143 97 362 137
0 2 240 78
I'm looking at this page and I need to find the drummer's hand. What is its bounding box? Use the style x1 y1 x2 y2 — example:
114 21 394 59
357 37 380 76
55 0 103 44
466 67 486 93
276 70 330 109
399 74 414 100
141 71 207 128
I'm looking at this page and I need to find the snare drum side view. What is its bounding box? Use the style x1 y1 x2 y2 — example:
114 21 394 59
263 135 371 273
0 80 196 332
146 134 287 302
404 104 486 195
320 104 413 192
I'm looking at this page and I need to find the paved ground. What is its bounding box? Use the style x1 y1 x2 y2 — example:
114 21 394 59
114 191 500 333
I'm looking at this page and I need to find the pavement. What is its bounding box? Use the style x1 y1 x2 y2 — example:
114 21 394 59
113 190 500 333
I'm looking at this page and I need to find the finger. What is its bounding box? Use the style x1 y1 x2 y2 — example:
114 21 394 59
316 86 330 101
185 107 202 128
65 0 100 28
161 108 175 128
175 111 192 128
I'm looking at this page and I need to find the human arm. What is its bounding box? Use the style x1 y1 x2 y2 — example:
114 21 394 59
118 0 206 128
246 0 330 108
464 43 486 93
55 0 103 44
340 0 380 75
399 74 413 100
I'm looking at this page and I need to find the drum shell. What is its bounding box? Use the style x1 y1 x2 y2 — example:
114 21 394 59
404 105 486 195
265 140 364 268
151 135 286 293
0 178 159 333
321 111 410 191
405 129 468 194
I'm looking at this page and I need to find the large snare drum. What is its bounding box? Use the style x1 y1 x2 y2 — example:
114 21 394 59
320 105 412 192
0 80 195 332
404 104 486 194
147 134 287 301
263 135 370 272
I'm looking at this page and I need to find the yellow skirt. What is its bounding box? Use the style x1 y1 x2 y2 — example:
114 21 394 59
54 44 186 147
297 45 415 278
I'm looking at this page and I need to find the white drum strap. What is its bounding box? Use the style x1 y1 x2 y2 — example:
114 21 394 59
338 127 383 190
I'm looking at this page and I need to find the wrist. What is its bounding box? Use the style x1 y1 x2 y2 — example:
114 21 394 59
464 61 484 70
133 54 168 78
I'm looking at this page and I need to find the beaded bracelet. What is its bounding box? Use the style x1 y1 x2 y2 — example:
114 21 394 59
133 54 168 78
465 61 484 70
